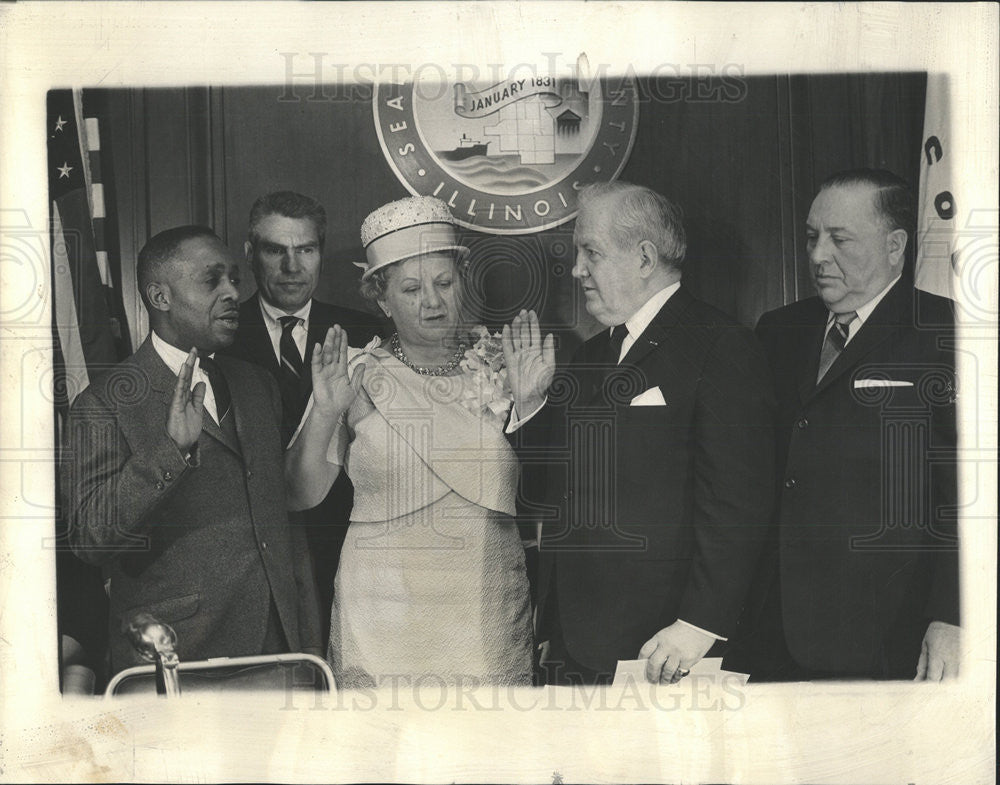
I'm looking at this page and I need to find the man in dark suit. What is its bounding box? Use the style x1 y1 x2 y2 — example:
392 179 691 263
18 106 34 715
506 182 776 684
725 169 960 681
223 192 381 635
65 226 322 673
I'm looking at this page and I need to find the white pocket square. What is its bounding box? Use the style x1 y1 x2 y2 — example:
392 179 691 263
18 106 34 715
853 379 914 389
631 386 666 406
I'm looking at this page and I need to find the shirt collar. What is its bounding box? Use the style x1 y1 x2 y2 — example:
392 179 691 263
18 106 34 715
621 281 682 340
259 296 312 331
826 275 901 328
150 329 214 375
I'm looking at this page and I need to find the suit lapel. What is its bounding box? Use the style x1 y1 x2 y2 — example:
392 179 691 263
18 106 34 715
302 302 336 397
796 315 828 406
238 294 280 374
581 287 688 406
136 338 241 456
618 286 688 369
135 338 179 411
198 355 241 455
305 302 332 363
809 279 908 400
201 407 240 455
221 357 259 457
242 292 320 402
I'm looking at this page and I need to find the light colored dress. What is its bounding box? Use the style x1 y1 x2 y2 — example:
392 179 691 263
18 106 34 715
313 345 533 688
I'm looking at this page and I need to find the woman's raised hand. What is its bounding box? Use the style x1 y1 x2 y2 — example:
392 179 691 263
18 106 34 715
311 325 366 419
501 309 555 417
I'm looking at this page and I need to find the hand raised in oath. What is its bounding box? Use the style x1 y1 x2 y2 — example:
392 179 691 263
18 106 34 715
311 325 366 420
501 309 555 417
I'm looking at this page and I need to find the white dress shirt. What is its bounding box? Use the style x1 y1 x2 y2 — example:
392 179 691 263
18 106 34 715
824 275 901 344
614 281 681 363
508 282 681 430
150 330 220 424
259 297 312 365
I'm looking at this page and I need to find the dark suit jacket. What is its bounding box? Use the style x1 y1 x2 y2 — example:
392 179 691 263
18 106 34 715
64 338 322 673
222 293 383 634
519 287 776 674
223 293 384 443
749 278 959 676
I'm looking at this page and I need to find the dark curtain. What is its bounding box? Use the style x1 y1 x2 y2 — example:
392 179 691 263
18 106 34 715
102 73 925 357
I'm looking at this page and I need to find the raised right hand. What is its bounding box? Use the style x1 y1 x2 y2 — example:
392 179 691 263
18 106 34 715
502 309 555 416
166 348 206 454
311 325 366 419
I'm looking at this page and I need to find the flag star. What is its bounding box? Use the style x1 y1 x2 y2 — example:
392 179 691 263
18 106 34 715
54 116 68 132
57 162 73 179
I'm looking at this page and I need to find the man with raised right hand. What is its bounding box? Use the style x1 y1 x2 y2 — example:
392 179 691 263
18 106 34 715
64 225 321 674
504 182 776 685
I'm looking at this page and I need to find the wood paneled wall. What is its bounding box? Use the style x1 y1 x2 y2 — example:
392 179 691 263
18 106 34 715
104 74 926 357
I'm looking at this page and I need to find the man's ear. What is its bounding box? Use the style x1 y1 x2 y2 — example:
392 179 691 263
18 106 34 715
637 239 659 277
887 228 908 269
243 240 253 264
146 281 171 312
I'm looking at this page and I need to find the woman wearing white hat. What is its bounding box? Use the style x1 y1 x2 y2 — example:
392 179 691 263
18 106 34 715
286 196 551 688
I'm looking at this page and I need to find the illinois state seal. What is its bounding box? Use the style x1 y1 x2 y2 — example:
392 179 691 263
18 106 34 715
374 66 639 235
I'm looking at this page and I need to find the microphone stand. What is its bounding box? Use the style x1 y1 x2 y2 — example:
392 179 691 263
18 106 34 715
125 613 181 697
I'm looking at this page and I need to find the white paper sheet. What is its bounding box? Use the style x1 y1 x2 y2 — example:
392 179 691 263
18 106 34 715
612 657 750 687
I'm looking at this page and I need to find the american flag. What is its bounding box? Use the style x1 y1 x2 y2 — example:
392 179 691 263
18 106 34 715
49 88 132 691
48 88 132 416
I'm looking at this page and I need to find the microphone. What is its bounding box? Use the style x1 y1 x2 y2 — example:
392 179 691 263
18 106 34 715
124 612 181 697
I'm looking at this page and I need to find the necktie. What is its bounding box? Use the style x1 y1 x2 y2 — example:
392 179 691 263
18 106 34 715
606 324 627 366
198 356 231 422
278 316 304 382
277 316 306 446
816 311 857 383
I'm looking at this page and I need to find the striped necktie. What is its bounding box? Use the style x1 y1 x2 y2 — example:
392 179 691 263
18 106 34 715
277 316 306 445
816 311 857 383
278 315 304 381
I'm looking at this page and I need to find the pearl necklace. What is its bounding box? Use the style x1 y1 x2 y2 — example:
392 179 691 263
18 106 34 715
390 333 466 376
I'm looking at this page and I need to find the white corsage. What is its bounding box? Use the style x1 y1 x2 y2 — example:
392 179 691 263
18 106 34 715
348 335 382 373
459 326 513 424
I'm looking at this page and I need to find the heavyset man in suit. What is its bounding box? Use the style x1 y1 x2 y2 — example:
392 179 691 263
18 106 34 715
725 169 960 681
506 181 776 685
65 226 322 673
223 192 381 633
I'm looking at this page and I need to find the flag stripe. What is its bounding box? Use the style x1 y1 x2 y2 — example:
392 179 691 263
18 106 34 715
91 183 106 219
81 89 133 358
52 203 92 407
95 251 110 287
84 117 100 151
72 89 94 220
87 152 103 184
56 188 116 367
92 216 106 251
